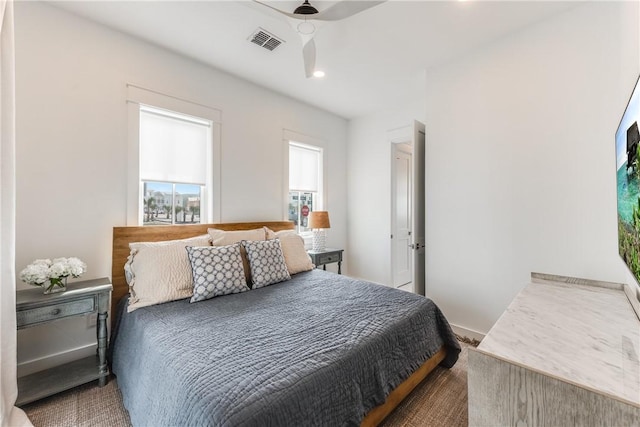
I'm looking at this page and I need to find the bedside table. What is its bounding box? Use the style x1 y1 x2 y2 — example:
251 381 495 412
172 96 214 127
16 277 112 406
307 248 344 274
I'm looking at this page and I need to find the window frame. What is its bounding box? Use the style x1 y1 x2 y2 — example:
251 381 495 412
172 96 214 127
283 130 327 235
127 84 221 226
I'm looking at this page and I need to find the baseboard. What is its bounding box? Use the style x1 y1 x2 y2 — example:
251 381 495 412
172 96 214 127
17 344 97 378
450 323 485 342
624 283 640 321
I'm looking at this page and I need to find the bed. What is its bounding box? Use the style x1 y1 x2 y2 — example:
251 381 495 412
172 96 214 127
109 221 460 426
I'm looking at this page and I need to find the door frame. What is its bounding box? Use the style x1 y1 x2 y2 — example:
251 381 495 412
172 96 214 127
413 122 426 296
387 120 426 295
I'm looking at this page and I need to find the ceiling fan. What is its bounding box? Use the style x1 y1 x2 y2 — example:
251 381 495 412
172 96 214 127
255 0 385 78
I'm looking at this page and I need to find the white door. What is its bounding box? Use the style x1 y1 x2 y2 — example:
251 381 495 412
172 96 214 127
391 145 412 288
412 122 426 296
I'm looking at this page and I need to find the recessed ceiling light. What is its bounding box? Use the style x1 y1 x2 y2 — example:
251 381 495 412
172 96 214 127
313 70 325 78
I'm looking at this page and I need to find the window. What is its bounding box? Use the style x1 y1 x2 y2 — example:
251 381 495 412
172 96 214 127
289 142 323 233
142 182 202 225
127 84 221 226
139 106 209 225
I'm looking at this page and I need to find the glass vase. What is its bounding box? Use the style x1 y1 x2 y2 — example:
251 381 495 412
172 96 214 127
43 277 67 294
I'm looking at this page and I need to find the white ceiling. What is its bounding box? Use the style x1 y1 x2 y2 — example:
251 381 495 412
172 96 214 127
49 0 580 119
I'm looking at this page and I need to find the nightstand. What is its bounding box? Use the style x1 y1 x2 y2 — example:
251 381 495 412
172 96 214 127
307 248 344 274
16 277 112 406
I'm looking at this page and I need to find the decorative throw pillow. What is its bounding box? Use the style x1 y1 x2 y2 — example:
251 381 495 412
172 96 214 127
125 235 212 312
208 228 266 285
186 244 249 302
265 228 314 275
242 239 291 288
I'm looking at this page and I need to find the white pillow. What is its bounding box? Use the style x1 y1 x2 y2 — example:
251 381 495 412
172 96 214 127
207 228 266 245
208 228 266 285
265 228 314 275
125 235 211 312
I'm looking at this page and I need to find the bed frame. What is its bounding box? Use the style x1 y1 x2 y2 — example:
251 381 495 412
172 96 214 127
111 221 447 427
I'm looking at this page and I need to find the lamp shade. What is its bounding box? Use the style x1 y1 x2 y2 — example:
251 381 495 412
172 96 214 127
308 211 330 229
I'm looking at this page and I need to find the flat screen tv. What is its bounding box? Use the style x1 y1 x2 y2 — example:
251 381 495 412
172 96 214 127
616 75 640 283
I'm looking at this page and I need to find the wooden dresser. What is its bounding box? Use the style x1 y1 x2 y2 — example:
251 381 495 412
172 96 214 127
468 273 640 426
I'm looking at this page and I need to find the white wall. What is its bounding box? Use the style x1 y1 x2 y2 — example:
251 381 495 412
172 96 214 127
14 2 347 374
347 100 425 285
424 2 639 335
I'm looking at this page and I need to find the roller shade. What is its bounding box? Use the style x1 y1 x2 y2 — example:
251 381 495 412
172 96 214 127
289 143 321 192
140 106 210 185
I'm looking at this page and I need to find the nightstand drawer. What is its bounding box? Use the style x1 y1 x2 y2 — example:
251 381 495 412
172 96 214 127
307 248 344 274
318 253 341 264
17 297 95 326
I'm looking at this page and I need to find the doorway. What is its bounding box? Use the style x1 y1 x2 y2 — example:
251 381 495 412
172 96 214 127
389 121 426 295
391 144 412 288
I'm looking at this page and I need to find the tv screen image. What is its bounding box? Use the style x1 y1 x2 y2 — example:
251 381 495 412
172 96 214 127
616 75 640 283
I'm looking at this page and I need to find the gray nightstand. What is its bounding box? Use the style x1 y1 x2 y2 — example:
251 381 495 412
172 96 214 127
307 248 344 274
16 277 112 406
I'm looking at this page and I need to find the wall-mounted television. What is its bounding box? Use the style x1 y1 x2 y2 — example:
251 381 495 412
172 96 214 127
616 75 640 283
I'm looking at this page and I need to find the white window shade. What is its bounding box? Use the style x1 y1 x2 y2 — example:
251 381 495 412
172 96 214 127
140 107 210 185
289 143 320 192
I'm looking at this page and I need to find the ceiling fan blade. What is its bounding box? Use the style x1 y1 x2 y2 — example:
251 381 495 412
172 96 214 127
253 0 300 19
315 1 386 21
302 38 316 79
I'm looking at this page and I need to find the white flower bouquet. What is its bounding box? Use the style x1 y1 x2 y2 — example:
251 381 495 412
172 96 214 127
20 257 87 293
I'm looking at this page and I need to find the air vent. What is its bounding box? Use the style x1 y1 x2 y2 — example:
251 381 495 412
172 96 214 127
249 28 284 51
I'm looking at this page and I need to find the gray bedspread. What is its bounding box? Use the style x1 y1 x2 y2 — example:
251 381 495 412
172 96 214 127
111 269 460 427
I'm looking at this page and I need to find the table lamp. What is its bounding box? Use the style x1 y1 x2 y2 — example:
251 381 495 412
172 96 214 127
309 211 330 252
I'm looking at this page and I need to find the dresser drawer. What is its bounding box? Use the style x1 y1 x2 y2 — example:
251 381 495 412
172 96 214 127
17 297 95 327
318 253 341 264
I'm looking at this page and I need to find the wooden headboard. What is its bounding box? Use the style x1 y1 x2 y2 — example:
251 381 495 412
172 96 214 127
111 221 295 328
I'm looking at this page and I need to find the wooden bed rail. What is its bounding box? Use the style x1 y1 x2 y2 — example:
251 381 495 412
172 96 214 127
361 346 447 426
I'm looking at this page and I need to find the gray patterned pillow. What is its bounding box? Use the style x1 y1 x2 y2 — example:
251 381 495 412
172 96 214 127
242 239 291 289
186 244 249 302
